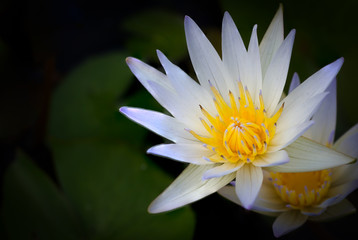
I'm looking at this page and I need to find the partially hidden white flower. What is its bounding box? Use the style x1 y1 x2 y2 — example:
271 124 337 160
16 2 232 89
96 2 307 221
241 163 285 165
219 77 358 237
120 5 354 213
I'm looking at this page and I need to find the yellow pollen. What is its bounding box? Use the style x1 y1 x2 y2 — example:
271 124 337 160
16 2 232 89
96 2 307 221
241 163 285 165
190 81 283 164
270 170 332 208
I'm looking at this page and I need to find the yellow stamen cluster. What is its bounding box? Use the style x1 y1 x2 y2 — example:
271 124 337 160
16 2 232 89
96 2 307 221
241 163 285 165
270 170 332 207
188 82 283 164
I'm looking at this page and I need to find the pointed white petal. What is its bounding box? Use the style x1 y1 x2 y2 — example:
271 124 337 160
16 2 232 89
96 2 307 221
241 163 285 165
222 12 248 99
147 143 215 165
127 57 206 132
253 171 287 212
276 58 344 114
246 25 262 104
235 164 263 209
263 29 295 116
334 123 358 158
276 92 328 135
318 194 343 209
127 57 197 127
267 137 355 172
147 81 207 136
268 120 314 152
218 185 242 205
260 4 284 77
300 207 326 216
184 16 231 98
119 107 196 143
325 180 358 206
219 172 287 213
203 161 244 179
273 211 308 237
331 161 358 187
156 50 216 114
126 57 173 97
288 72 300 93
253 150 289 167
304 79 337 145
310 199 356 222
148 164 235 213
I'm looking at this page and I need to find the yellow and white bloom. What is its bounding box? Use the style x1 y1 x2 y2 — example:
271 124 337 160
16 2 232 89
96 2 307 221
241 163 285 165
219 78 358 237
120 6 353 213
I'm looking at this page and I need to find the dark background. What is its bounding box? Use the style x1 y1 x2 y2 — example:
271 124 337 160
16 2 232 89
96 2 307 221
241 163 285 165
1 0 358 239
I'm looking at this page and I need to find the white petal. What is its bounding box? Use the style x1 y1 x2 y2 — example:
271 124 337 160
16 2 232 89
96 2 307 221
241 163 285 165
127 57 196 127
325 180 358 206
147 81 208 136
184 16 231 98
288 72 300 93
276 92 328 135
119 107 196 143
273 210 308 237
275 58 344 114
235 164 263 209
127 57 206 132
218 185 242 204
318 194 343 209
222 12 248 99
268 120 314 152
253 150 289 167
260 4 284 78
126 57 174 98
304 79 337 145
219 172 287 213
267 137 355 172
148 164 235 213
300 206 326 216
310 199 356 222
253 171 287 212
334 123 358 158
331 161 358 187
203 161 244 179
156 50 216 115
263 29 295 116
246 25 262 104
147 143 215 165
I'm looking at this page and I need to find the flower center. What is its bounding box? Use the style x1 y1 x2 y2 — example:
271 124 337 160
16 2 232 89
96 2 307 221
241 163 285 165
188 81 283 164
270 170 332 208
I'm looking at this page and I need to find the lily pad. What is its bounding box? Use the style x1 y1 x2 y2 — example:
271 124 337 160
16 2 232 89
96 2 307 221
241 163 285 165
47 51 195 239
52 141 194 239
48 51 141 143
1 151 81 240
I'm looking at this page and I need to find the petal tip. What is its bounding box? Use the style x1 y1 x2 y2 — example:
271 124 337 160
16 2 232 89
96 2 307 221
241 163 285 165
125 57 132 65
147 202 160 214
278 3 284 12
125 56 141 69
223 11 231 19
119 106 128 114
146 147 154 154
184 15 193 25
289 29 296 36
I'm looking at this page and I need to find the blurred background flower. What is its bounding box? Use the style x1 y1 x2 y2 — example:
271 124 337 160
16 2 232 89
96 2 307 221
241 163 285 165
0 0 357 239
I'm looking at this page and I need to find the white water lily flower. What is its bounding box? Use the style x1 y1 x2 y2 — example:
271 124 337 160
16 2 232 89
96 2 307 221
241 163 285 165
120 5 353 213
219 78 358 237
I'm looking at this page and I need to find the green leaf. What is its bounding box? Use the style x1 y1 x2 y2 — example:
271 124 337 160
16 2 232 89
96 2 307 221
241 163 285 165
46 50 195 239
1 151 81 240
48 51 147 145
52 141 194 240
122 9 187 61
